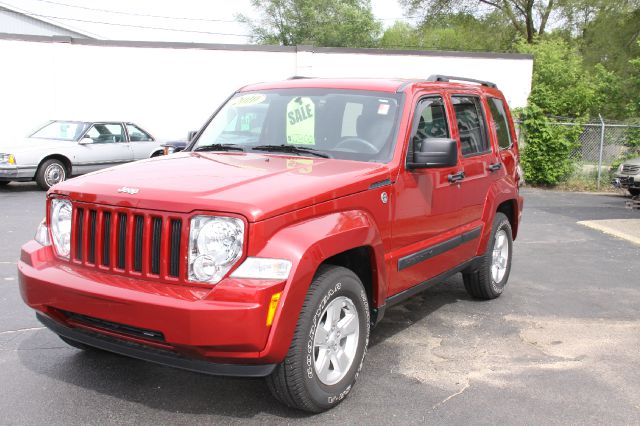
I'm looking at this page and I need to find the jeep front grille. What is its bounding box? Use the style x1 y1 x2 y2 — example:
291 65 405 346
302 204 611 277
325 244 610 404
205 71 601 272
71 203 185 281
622 164 639 175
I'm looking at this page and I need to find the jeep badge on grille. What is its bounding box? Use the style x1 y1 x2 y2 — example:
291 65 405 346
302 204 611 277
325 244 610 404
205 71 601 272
117 187 139 195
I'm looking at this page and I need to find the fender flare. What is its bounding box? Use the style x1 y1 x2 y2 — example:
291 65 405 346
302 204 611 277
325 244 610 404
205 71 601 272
254 209 387 363
477 177 521 255
37 153 73 177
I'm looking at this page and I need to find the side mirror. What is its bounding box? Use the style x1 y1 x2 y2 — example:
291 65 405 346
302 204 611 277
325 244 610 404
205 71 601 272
187 130 198 141
407 138 458 169
78 137 93 145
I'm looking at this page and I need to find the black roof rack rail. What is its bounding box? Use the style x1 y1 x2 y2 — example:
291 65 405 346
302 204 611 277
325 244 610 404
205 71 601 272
288 75 310 80
427 75 497 89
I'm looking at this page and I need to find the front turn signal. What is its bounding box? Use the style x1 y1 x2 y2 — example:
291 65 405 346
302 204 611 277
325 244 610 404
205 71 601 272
266 292 282 326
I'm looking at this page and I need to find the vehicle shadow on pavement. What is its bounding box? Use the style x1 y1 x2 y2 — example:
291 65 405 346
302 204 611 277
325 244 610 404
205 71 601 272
14 277 475 420
16 333 308 419
370 276 475 349
0 182 41 193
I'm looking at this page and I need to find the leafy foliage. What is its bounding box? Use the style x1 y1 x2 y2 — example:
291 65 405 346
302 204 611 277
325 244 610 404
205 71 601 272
381 12 516 51
239 0 381 47
518 105 583 185
516 38 620 118
400 0 559 42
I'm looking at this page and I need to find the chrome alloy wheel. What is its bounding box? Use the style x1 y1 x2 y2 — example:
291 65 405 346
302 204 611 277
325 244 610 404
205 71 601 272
491 229 510 283
313 296 360 386
44 163 66 187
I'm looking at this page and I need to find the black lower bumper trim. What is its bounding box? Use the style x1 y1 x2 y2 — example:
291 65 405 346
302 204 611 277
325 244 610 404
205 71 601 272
37 313 276 378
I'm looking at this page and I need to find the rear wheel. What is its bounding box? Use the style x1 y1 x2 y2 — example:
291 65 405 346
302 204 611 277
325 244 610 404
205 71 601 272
629 188 640 197
36 159 67 190
266 265 370 412
0 181 9 187
463 212 513 299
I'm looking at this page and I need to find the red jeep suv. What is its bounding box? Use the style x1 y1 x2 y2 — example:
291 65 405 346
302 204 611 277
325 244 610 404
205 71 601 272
19 75 523 412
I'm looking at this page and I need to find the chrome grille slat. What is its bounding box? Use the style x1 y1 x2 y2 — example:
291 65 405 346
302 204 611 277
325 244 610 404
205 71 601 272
622 164 639 175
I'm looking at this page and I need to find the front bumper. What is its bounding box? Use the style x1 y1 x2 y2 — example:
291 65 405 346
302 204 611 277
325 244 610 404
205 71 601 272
37 313 275 377
18 240 286 372
612 175 640 189
0 164 36 181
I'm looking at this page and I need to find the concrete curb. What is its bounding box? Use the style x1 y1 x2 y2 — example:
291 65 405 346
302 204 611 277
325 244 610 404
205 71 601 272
577 219 640 246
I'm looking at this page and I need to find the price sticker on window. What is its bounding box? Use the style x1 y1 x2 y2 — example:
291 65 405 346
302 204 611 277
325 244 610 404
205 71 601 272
286 97 315 145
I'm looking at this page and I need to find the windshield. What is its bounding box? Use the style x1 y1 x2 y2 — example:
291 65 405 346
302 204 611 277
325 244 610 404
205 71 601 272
192 89 403 163
30 121 89 141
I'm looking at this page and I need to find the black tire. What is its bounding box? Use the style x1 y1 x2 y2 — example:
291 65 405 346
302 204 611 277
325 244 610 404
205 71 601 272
0 181 9 187
59 335 98 352
629 188 640 197
266 265 370 413
36 159 67 190
463 212 513 299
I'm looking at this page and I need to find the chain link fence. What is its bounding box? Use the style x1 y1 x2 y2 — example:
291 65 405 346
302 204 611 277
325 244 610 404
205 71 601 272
517 118 640 188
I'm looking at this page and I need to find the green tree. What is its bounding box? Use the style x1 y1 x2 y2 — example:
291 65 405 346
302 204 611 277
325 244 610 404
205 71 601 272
401 0 560 43
516 38 620 184
517 38 618 118
380 21 419 48
381 12 517 52
240 0 382 47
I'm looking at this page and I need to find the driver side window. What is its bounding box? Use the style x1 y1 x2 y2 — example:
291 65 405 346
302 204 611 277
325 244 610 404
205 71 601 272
86 123 125 144
411 97 450 154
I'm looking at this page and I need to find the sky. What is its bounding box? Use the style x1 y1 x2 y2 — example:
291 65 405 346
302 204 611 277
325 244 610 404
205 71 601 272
0 0 409 43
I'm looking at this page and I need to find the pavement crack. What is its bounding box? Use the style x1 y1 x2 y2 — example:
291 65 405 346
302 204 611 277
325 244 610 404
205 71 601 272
0 327 45 335
429 383 471 412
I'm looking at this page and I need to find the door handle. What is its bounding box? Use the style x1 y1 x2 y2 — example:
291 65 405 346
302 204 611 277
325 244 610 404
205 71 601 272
448 171 465 183
488 162 502 172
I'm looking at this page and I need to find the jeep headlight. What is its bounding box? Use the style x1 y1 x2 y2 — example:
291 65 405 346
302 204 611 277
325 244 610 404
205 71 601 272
0 153 16 164
50 199 72 258
188 216 244 283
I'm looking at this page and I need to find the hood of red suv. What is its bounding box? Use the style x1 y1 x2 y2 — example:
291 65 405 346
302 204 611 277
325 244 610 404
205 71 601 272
51 152 391 222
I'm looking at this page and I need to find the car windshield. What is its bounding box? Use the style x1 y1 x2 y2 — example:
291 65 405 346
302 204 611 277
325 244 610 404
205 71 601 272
30 121 89 141
192 89 404 163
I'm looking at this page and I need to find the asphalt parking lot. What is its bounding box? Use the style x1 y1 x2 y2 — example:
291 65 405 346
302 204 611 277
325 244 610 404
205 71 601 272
1 183 639 425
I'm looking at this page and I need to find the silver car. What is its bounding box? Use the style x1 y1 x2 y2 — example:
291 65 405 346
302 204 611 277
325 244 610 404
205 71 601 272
613 156 640 197
0 120 165 190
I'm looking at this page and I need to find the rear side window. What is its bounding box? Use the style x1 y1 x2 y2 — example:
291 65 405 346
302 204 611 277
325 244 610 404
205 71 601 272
452 96 489 156
488 97 512 149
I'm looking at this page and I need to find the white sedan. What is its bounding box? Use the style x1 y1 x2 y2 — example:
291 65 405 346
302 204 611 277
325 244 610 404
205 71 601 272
0 120 165 190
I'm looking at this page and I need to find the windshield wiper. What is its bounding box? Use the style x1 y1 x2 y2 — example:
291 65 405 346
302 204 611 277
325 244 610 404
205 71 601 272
194 144 244 152
251 145 330 158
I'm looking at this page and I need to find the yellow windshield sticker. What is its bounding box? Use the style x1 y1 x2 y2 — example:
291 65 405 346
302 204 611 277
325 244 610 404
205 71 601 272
230 93 266 107
286 97 315 145
286 158 314 173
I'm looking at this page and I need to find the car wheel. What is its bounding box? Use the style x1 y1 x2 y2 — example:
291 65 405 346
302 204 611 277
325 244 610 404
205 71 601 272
463 212 513 299
59 335 99 352
0 181 10 187
629 188 640 197
36 159 67 190
266 265 370 413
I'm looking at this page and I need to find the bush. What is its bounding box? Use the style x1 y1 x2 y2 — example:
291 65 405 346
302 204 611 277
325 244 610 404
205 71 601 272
518 105 583 185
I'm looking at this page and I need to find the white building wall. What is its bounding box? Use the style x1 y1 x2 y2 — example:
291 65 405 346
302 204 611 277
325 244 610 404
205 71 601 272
0 37 532 141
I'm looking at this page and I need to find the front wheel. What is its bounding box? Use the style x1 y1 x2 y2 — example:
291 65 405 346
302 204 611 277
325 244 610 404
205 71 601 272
266 265 370 412
36 159 67 190
463 212 513 299
0 181 10 187
629 188 640 197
